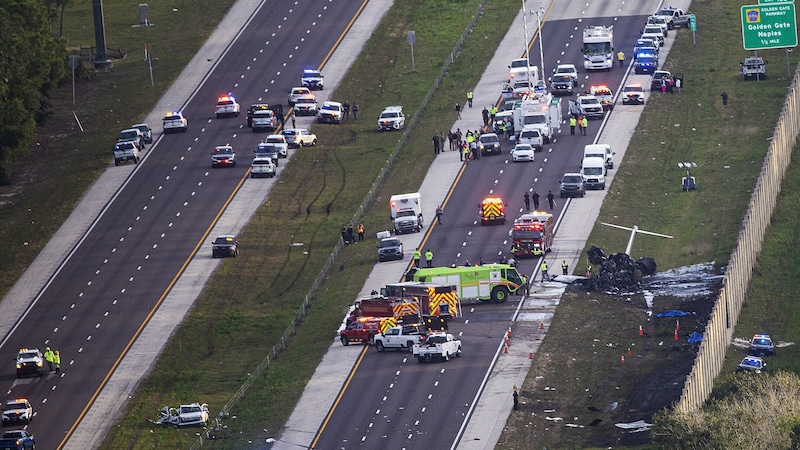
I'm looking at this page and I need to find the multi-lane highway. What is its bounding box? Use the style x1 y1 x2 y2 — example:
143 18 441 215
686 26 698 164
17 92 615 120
309 1 663 448
0 1 369 448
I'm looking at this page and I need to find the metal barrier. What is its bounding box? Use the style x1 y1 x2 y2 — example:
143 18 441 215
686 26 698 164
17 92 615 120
189 2 490 447
675 61 800 413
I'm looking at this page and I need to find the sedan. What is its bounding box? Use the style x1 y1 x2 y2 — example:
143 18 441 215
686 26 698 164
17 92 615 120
510 144 535 162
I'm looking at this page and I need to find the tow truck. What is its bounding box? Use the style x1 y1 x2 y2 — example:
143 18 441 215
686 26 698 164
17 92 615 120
479 196 506 225
412 332 462 363
510 212 554 257
215 95 240 118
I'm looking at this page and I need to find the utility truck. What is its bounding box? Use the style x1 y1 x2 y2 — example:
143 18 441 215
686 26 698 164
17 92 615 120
407 264 527 303
390 192 423 234
372 325 428 352
513 94 562 145
582 25 614 70
413 332 462 363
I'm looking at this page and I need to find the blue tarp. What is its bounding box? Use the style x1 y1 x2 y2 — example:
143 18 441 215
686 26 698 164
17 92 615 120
655 310 691 317
688 332 703 344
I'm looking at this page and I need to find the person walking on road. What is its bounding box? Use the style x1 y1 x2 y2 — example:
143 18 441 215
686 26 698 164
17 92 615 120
54 350 61 373
617 50 625 68
466 90 474 108
569 116 577 135
413 248 421 267
482 107 490 127
540 261 549 282
546 190 555 210
425 249 434 267
580 116 588 136
291 110 296 128
532 190 540 210
44 347 55 372
435 205 444 225
562 260 569 276
524 192 530 211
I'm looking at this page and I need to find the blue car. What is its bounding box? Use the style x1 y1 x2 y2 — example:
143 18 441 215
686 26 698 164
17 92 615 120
634 53 658 74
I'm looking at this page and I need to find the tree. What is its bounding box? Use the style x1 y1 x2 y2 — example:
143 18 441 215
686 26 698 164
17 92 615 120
0 0 68 184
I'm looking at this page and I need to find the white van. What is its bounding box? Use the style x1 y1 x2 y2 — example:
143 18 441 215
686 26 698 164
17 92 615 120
581 157 607 190
583 144 615 169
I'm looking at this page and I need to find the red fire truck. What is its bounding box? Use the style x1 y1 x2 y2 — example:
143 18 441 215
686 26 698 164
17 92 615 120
380 282 459 318
510 212 554 257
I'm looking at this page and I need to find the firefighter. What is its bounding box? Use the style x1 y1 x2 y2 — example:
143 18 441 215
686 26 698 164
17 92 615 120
54 350 61 373
562 260 569 276
532 244 543 257
44 347 55 372
425 249 434 267
413 248 421 267
540 261 549 282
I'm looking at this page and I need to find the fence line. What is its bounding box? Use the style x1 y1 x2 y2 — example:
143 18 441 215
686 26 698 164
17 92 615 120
189 2 490 447
676 62 800 413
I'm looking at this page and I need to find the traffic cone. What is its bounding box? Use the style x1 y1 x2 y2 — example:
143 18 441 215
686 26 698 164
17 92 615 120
628 347 632 356
673 329 679 341
676 320 680 332
621 355 625 364
529 349 534 359
504 343 509 354
540 321 545 330
508 327 512 339
639 325 644 337
505 336 510 347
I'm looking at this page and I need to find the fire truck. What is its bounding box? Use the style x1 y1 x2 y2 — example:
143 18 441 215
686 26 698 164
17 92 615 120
479 196 507 225
407 264 527 303
380 282 459 318
510 212 554 258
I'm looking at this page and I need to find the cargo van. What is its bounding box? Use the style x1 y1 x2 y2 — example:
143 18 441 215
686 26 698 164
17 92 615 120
581 157 607 190
583 144 615 169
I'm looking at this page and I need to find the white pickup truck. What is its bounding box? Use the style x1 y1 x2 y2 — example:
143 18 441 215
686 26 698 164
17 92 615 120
372 325 427 353
413 332 462 363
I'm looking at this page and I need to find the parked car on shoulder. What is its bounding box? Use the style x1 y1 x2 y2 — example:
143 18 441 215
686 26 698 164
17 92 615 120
282 128 317 148
131 123 153 144
211 235 238 258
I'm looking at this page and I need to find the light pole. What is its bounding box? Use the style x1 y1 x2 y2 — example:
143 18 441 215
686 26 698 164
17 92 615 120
522 0 530 74
535 8 545 80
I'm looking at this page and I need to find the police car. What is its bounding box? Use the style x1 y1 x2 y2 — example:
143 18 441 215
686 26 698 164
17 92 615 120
163 111 188 133
215 95 240 118
377 106 405 131
288 87 312 106
2 399 33 424
736 356 766 373
293 94 318 116
250 156 276 178
211 145 236 168
212 235 238 258
301 69 324 90
621 84 645 105
264 134 288 158
15 349 44 378
748 334 775 356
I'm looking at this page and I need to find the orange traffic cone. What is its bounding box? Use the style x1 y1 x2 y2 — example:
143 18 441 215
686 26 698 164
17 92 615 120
639 325 644 337
676 320 680 332
540 321 545 330
505 336 510 347
621 355 625 364
504 343 509 354
508 327 512 339
529 349 534 359
628 347 632 356
673 329 679 341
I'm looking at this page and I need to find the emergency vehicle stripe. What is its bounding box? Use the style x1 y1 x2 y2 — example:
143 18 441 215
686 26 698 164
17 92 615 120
430 291 458 315
482 203 503 219
380 318 396 333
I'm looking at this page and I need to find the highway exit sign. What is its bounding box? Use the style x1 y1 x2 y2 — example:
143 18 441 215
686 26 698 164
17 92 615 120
741 3 798 50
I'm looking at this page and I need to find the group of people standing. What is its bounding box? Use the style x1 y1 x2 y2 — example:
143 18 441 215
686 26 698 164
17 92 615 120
341 101 359 120
44 346 62 373
412 248 435 267
523 190 556 211
568 115 589 136
340 223 365 244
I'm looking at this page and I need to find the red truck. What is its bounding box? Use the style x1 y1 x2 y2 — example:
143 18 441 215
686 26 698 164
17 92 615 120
339 318 383 346
511 212 554 258
380 282 459 318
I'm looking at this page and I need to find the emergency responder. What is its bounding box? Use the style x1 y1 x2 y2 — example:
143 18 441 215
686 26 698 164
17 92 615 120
617 50 625 68
489 104 498 122
562 260 569 276
413 248 421 267
466 89 474 108
435 205 444 225
532 244 543 256
510 243 519 255
462 143 470 163
532 191 540 210
580 116 588 136
482 107 490 126
347 224 355 244
586 264 592 278
569 116 577 135
357 223 365 242
425 249 434 267
54 350 61 373
341 224 349 244
44 347 55 372
540 261 549 282
524 192 530 211
546 190 556 210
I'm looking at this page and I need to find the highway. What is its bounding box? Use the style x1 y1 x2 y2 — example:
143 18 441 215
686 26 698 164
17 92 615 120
0 1 368 448
309 1 662 448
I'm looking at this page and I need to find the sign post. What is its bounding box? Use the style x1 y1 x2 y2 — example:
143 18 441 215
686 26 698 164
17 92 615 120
689 14 697 45
741 3 798 50
407 31 416 72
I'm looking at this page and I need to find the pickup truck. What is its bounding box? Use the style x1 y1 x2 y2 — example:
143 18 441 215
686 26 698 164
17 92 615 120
655 7 691 30
413 332 462 363
372 325 427 353
0 430 35 450
339 318 381 345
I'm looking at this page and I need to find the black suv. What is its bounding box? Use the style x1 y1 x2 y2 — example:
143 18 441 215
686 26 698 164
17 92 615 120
378 237 404 262
560 173 586 198
212 235 238 258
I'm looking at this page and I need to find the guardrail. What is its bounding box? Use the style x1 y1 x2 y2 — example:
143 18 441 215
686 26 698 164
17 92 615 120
676 62 800 413
189 2 490 448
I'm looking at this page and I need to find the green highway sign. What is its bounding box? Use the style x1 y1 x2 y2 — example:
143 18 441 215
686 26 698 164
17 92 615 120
741 3 798 50
759 0 794 3
689 14 697 32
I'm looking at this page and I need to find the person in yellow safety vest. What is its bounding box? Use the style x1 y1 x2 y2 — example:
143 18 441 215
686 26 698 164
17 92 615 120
540 261 549 281
413 248 421 267
466 90 474 108
462 143 470 163
357 223 365 242
489 105 498 121
569 116 577 135
510 244 519 255
425 249 434 267
617 50 625 68
532 244 543 256
54 350 61 373
586 264 592 278
580 116 588 136
562 260 569 275
44 347 55 372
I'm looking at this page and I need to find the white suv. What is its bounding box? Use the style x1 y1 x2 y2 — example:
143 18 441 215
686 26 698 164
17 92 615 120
163 111 188 133
288 87 312 106
215 95 240 118
301 69 324 90
317 101 343 124
282 128 317 148
377 106 405 131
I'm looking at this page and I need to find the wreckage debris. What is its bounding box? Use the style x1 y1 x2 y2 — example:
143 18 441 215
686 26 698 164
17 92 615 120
585 246 658 291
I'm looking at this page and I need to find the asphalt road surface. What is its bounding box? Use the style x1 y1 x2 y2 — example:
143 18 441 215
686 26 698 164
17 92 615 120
0 1 366 448
309 1 662 448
